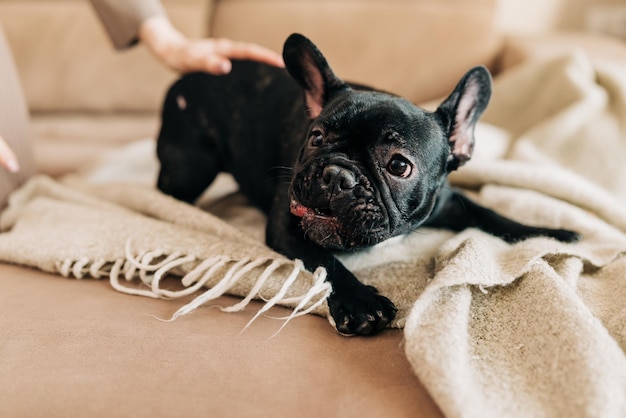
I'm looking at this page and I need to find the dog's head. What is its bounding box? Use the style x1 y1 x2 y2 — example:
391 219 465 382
283 33 491 250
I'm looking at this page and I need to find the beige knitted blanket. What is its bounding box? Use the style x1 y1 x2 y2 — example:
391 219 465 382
2 52 626 416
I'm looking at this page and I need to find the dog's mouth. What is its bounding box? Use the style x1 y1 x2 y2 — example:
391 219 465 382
289 160 391 250
290 198 346 248
289 196 389 250
290 199 334 220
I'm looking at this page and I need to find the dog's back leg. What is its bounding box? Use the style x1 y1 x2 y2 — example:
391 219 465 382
424 190 581 243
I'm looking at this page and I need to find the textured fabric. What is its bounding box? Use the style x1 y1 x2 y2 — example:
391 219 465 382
403 53 626 417
0 175 332 325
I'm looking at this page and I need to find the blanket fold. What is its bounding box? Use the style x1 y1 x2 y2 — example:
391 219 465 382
401 53 626 417
1 51 626 417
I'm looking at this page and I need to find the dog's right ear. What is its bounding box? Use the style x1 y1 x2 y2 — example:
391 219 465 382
436 66 492 172
283 33 347 118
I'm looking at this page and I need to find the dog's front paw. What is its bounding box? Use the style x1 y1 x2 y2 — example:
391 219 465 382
327 286 397 336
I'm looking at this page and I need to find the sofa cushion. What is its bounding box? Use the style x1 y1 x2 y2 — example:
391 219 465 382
30 114 160 177
0 0 208 113
0 263 443 417
210 0 500 104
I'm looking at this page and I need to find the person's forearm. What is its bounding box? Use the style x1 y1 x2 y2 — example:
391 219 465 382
88 0 166 49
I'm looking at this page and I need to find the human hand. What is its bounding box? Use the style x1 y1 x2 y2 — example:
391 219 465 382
0 135 19 173
139 16 284 75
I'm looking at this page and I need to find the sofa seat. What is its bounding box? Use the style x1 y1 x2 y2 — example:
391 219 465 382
0 263 443 417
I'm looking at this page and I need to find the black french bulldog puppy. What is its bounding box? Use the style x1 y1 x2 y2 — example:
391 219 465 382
156 33 579 336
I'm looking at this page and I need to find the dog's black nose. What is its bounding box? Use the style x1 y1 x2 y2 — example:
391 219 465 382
322 165 357 190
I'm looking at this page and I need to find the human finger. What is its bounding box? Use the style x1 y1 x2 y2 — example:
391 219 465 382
211 38 284 68
0 135 19 173
178 45 232 75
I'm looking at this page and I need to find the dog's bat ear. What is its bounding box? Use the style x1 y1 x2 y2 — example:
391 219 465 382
436 66 492 171
283 33 347 118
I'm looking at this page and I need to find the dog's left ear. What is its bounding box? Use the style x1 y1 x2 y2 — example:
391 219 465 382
436 66 492 171
283 33 347 118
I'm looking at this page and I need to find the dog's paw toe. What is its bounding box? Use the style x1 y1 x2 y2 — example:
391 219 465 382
328 287 397 336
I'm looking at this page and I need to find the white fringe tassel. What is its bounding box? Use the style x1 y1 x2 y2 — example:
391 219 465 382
55 240 331 333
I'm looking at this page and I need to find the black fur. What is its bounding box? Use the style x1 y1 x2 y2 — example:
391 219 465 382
157 34 580 336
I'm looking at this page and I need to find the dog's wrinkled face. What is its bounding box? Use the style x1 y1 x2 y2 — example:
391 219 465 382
283 34 491 251
289 91 449 250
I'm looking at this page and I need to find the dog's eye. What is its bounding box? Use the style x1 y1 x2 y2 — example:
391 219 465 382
309 130 324 147
386 156 412 178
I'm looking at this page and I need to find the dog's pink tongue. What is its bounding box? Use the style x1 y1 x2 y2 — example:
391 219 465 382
290 200 310 218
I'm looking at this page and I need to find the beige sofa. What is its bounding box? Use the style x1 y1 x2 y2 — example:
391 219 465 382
1 0 625 416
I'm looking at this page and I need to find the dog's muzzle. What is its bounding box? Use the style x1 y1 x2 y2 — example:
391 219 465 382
289 161 390 250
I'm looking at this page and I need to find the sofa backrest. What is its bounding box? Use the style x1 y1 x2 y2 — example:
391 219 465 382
1 0 500 113
211 0 499 104
0 0 207 113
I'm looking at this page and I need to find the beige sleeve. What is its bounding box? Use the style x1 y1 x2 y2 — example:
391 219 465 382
0 25 35 210
89 0 167 49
